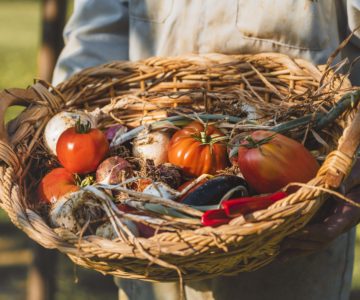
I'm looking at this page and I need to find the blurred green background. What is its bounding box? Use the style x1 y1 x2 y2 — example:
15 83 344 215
0 1 117 299
0 0 359 299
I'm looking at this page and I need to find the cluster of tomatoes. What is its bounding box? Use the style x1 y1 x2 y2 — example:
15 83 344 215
168 121 319 195
166 121 320 227
38 120 109 204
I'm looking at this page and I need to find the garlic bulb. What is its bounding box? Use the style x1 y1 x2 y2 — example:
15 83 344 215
44 111 96 155
96 220 139 240
49 190 104 233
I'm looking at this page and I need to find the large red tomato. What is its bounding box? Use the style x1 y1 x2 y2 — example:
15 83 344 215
238 130 320 194
56 121 109 174
168 121 229 177
37 168 79 204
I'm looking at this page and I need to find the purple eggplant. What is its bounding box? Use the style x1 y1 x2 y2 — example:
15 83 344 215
182 175 249 206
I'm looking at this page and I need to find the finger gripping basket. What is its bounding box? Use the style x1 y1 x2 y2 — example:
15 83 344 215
0 53 359 282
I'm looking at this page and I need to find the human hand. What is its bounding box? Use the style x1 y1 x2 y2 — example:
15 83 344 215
279 159 360 261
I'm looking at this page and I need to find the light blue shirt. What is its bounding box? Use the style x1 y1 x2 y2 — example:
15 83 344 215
53 0 360 85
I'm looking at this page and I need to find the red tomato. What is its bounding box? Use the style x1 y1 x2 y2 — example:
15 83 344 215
238 130 320 194
168 121 229 177
56 124 109 174
37 168 79 204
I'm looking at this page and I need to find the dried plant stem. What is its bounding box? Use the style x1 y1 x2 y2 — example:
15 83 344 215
96 184 203 218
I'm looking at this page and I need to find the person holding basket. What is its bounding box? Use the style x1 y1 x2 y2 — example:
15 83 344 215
53 1 360 299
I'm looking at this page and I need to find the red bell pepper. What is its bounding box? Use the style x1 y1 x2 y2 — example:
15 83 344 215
201 209 230 227
222 191 287 218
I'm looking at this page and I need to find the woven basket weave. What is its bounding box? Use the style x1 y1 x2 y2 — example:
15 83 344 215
0 53 360 282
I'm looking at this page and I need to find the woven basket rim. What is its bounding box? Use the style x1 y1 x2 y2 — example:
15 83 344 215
0 52 359 281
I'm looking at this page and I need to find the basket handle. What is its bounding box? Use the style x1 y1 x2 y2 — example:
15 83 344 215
0 88 39 171
0 88 39 141
325 94 360 188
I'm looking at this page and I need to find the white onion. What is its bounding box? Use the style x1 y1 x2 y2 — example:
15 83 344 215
132 131 170 166
44 111 96 155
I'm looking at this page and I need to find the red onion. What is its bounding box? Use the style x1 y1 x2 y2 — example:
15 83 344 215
96 156 133 185
105 125 127 142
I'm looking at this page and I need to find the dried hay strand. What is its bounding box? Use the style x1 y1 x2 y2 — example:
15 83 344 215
0 53 360 282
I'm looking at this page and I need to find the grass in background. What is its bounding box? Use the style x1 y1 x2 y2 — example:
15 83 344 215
354 236 360 289
0 0 359 296
0 1 117 299
0 1 39 89
0 0 38 146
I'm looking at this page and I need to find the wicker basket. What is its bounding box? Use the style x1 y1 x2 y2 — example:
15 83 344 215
0 53 360 282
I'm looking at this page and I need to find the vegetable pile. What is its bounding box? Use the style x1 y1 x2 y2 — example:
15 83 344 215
38 110 322 241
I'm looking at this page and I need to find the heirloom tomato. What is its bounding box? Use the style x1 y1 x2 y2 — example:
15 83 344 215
238 130 320 194
168 121 229 177
56 120 109 174
37 168 79 204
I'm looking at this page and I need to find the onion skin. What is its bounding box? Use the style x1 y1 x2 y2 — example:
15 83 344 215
105 125 127 142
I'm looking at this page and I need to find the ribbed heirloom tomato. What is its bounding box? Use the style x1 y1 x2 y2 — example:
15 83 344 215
56 121 109 174
37 168 79 204
238 130 320 194
168 121 229 177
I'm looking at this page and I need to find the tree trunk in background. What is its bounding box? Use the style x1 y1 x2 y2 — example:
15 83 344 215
37 0 67 82
27 1 67 300
26 244 58 300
